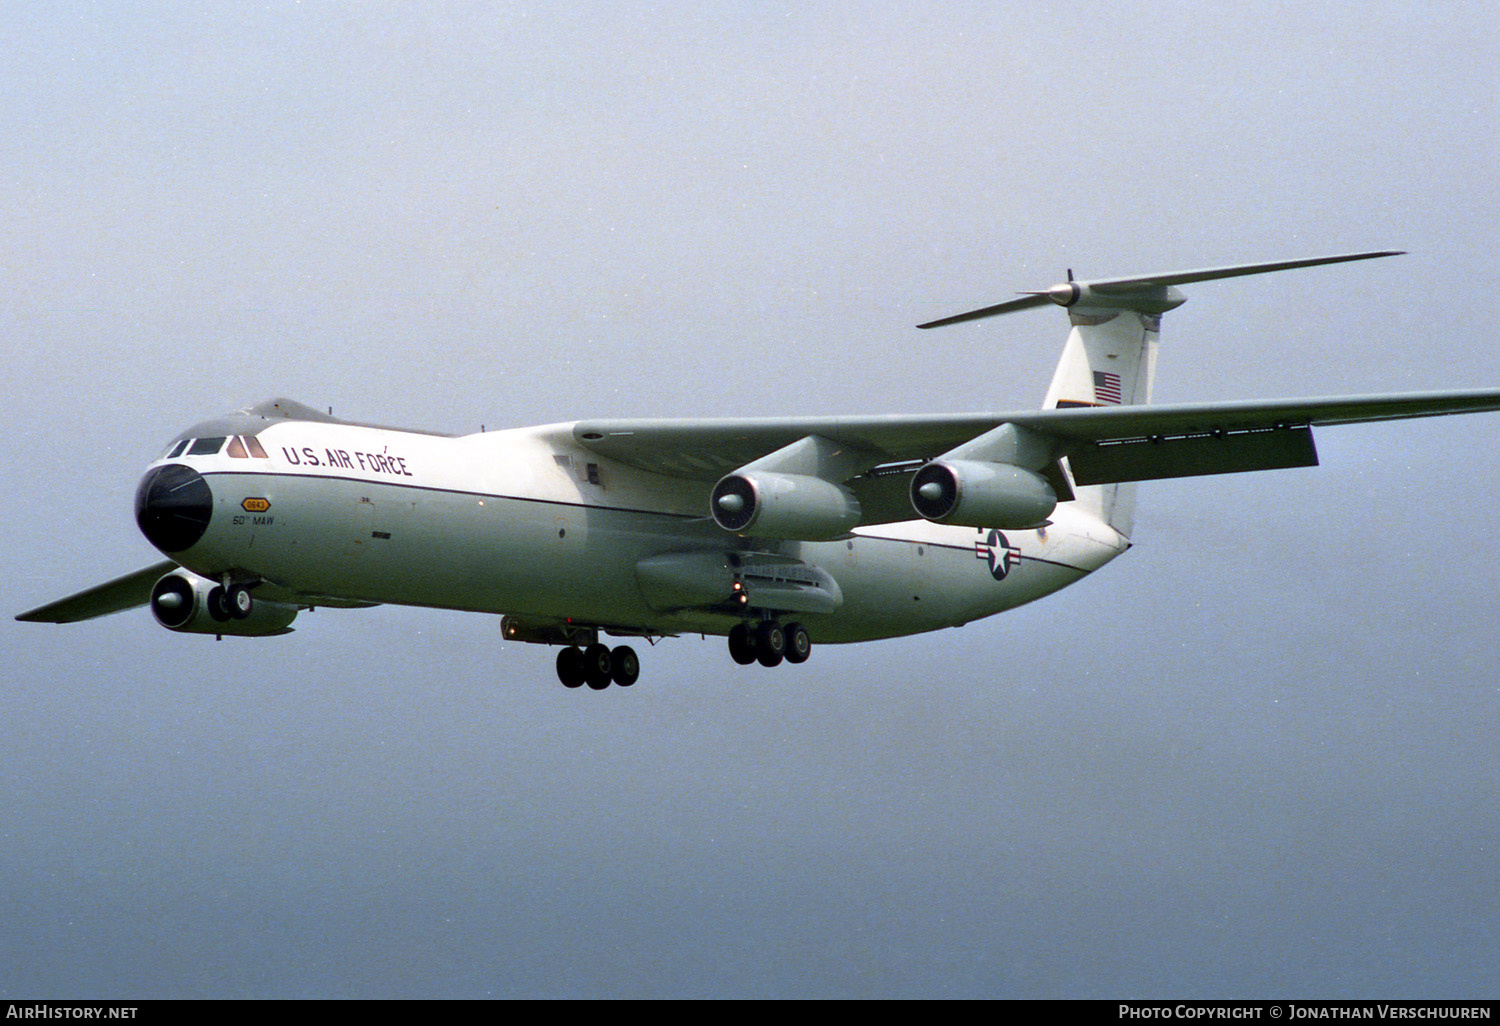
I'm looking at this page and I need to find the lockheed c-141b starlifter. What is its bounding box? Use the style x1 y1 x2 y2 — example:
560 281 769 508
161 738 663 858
20 251 1500 688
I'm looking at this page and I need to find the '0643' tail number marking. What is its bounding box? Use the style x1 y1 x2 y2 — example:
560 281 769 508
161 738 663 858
235 497 273 527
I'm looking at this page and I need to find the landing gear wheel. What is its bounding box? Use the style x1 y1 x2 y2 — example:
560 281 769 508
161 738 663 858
557 647 586 688
611 645 639 687
755 620 786 668
728 623 757 665
784 622 811 664
584 643 614 690
226 584 254 620
206 586 232 622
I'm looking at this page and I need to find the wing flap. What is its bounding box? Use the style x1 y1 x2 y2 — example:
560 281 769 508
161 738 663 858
1069 426 1319 486
16 560 177 624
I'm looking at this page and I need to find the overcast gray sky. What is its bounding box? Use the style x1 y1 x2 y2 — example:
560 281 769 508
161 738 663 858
5 1 1498 999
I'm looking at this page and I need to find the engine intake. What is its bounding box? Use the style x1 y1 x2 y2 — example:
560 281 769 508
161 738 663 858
710 471 861 539
910 460 1057 528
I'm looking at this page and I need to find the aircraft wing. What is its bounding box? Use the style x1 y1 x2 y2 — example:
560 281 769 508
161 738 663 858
575 388 1500 488
574 413 1007 478
16 560 177 624
1008 389 1500 439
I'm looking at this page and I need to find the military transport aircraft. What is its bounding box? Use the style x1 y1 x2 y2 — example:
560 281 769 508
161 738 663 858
19 251 1500 688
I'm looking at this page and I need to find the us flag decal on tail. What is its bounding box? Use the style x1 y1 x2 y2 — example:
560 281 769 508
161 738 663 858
1093 371 1122 404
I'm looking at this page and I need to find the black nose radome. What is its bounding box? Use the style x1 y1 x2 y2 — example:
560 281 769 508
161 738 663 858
135 464 213 553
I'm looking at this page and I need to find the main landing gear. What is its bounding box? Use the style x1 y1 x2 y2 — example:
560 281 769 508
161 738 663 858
548 620 811 687
556 643 639 690
728 620 811 668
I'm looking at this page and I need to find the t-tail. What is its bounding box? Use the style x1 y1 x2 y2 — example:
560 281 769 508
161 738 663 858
918 250 1403 536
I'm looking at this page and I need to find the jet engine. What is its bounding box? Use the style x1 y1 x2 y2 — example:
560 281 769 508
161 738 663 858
909 459 1057 528
149 569 298 636
710 471 861 539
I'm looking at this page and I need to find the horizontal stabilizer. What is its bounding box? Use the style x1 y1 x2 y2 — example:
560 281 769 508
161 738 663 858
918 250 1403 328
915 292 1052 327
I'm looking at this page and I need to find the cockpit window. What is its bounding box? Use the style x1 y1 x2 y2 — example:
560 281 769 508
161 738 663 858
166 435 266 460
187 436 226 456
224 435 271 459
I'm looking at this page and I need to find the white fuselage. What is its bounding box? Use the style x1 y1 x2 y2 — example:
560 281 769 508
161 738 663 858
150 417 1129 643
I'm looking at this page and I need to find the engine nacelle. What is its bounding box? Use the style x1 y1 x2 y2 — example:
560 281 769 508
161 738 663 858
710 471 861 539
149 569 298 636
910 459 1057 528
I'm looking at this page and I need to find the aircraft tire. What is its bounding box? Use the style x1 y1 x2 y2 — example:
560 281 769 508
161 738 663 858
755 621 785 668
611 645 639 687
206 586 232 623
728 623 757 665
557 647 586 688
784 622 811 664
226 584 254 620
584 643 614 689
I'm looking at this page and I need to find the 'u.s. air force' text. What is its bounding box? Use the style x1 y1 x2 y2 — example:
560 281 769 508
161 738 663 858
281 446 413 477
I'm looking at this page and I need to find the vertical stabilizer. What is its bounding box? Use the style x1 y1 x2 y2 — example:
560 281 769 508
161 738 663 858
1041 305 1163 537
